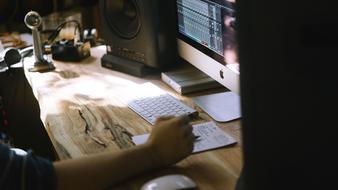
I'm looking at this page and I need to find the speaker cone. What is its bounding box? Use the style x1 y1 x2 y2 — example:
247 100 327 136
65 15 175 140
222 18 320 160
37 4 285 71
104 0 141 39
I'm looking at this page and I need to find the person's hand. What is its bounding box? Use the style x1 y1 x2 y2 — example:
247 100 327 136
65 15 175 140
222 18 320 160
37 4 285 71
145 115 194 167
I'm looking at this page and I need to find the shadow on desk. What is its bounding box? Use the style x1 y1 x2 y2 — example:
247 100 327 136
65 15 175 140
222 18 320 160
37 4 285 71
0 68 57 160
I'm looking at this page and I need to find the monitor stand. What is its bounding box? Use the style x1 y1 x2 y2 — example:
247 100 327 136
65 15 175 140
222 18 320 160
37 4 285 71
193 91 241 122
101 53 156 77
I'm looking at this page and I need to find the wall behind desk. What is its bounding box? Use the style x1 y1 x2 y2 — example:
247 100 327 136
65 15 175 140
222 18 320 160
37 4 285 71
0 0 99 34
0 68 56 161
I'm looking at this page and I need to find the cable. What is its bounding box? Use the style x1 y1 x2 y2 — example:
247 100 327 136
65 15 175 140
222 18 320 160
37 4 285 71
19 46 33 58
46 20 83 44
47 20 81 42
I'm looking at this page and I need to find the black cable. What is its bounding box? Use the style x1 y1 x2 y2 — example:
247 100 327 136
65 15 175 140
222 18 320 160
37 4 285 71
47 20 81 42
46 20 83 44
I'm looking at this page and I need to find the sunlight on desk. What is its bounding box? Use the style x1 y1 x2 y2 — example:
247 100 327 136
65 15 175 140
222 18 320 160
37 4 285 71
22 46 158 158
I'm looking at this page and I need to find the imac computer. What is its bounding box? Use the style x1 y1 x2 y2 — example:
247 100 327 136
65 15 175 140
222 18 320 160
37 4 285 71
176 0 240 122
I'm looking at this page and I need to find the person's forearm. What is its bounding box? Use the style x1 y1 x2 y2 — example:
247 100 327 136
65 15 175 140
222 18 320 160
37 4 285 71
53 143 161 190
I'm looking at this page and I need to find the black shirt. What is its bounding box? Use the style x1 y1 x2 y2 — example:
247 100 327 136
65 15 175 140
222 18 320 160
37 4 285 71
0 144 56 190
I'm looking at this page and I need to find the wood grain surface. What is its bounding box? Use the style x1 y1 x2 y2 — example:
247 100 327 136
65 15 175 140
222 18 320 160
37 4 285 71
23 46 243 190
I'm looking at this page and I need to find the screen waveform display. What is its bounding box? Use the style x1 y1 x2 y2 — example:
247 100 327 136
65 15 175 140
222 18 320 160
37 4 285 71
177 0 235 57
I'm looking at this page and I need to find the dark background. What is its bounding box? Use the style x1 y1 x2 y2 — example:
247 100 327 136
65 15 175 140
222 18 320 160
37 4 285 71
0 0 100 34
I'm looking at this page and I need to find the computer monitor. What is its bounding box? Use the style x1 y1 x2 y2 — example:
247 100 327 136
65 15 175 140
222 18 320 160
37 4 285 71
176 0 240 122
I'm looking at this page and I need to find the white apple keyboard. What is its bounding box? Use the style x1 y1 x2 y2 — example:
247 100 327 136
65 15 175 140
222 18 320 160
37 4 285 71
128 93 198 125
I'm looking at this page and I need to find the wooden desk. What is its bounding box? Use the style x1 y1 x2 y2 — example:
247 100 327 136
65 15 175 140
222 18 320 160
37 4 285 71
23 46 242 190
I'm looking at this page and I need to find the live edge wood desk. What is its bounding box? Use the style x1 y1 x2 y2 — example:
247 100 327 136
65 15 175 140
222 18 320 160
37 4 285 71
23 46 242 190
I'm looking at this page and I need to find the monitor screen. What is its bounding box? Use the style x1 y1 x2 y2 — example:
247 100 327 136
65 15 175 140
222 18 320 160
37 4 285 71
176 0 240 94
177 0 237 65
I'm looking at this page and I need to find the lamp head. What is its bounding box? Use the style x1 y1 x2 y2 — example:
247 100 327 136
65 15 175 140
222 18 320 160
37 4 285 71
24 11 42 30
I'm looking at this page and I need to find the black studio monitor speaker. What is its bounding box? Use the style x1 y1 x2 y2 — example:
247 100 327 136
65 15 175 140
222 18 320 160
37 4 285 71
99 0 178 77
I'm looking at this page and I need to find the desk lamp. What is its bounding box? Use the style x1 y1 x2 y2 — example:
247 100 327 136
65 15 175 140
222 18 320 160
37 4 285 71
24 11 55 72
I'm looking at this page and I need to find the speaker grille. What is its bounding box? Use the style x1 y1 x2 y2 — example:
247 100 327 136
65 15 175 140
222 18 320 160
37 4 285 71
104 0 141 39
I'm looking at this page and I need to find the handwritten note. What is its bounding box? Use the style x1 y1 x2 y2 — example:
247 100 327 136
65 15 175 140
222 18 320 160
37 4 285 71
132 121 237 153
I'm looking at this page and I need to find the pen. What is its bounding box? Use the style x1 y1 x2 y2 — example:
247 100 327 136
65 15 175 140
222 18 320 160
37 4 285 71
180 115 200 141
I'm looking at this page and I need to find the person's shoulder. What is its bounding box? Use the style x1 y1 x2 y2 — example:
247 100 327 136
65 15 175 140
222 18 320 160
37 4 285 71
0 143 10 152
0 143 13 171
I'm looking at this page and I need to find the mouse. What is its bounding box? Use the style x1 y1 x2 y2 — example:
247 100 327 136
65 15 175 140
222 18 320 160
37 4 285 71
141 174 197 190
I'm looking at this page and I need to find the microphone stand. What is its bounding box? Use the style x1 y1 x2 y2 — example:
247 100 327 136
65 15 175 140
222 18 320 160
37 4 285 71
24 11 55 72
